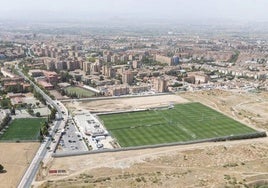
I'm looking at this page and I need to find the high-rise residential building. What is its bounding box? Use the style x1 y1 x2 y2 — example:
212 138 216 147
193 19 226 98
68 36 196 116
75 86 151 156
102 65 115 78
122 70 134 85
153 76 168 92
90 62 101 75
128 54 133 61
139 54 145 61
172 56 180 65
103 54 111 62
110 86 129 96
132 60 140 69
120 55 128 62
111 55 119 63
67 61 80 71
55 61 63 71
83 61 91 74
155 54 173 66
44 59 56 71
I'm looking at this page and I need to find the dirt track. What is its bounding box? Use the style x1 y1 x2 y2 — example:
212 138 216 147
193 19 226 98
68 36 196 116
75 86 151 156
37 90 268 188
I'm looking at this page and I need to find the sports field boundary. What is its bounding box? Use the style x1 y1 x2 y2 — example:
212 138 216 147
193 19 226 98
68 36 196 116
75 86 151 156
59 92 171 102
98 102 262 147
0 140 40 143
52 131 266 158
94 108 147 116
0 118 46 141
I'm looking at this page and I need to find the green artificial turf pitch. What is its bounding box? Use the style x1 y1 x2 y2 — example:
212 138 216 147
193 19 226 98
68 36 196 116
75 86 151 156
99 102 257 147
0 118 46 141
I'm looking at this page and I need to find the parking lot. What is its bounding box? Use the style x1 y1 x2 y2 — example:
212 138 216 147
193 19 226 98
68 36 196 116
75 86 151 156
56 118 88 154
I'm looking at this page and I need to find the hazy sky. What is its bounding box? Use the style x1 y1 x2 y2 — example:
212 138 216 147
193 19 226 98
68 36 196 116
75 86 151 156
1 0 268 22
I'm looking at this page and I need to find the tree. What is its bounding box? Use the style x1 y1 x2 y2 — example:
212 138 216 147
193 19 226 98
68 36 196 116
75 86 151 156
0 97 11 109
83 79 91 85
6 84 23 93
27 108 34 115
49 108 57 120
0 164 4 173
75 76 81 82
42 125 48 136
70 79 75 85
10 106 16 115
60 89 66 96
29 85 34 92
35 112 41 117
0 114 11 131
60 71 72 82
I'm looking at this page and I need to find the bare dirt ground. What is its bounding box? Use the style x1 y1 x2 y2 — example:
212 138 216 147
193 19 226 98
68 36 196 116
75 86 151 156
37 90 268 188
64 95 189 114
0 142 39 188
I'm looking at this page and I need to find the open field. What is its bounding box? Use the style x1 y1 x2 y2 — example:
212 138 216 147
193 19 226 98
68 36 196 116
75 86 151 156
0 118 46 141
0 143 39 188
65 86 95 98
37 138 268 188
99 102 258 147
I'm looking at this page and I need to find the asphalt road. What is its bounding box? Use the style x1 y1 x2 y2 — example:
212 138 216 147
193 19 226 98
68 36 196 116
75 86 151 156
16 67 65 188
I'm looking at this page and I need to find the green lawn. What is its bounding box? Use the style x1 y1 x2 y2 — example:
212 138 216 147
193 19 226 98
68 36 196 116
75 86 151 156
65 86 95 98
0 118 46 141
99 102 258 147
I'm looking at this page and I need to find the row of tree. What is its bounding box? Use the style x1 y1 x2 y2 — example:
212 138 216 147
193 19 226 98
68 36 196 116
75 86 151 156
33 89 46 105
39 106 57 141
0 114 11 132
40 121 49 139
0 97 11 109
49 107 57 121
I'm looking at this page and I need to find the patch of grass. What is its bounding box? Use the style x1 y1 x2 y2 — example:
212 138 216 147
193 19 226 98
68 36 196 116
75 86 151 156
99 102 258 147
65 86 95 98
0 118 46 141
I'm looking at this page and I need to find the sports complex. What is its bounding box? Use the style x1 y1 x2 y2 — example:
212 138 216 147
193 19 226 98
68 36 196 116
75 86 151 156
98 102 262 147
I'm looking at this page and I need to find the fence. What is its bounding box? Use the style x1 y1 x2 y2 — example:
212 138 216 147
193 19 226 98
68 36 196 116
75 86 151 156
52 131 266 158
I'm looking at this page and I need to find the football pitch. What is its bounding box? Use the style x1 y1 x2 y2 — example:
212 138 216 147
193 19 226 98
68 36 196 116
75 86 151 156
99 102 259 147
0 118 46 141
65 86 95 98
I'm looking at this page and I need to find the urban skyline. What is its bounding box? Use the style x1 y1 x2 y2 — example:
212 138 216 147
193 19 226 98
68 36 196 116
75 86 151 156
1 0 268 23
0 0 268 187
